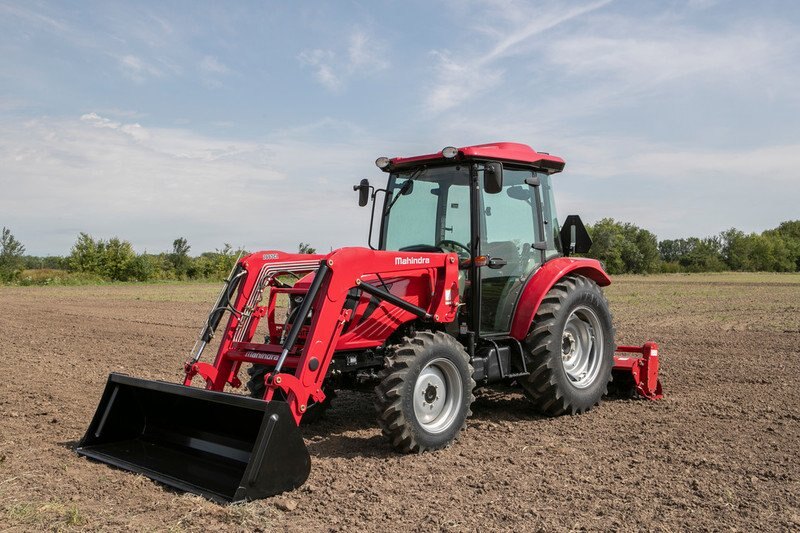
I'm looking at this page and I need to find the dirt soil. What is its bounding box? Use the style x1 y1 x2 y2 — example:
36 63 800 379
1 273 799 531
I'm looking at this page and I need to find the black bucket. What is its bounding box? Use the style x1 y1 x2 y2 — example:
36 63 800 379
77 373 310 503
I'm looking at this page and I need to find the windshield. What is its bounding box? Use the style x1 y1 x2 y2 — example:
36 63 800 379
381 165 471 252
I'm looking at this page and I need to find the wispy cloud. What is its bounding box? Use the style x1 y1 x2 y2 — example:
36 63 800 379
118 54 163 83
540 20 788 102
299 29 389 91
199 55 229 75
1 2 205 85
347 30 388 71
425 0 613 112
0 113 384 254
298 49 341 90
198 55 232 88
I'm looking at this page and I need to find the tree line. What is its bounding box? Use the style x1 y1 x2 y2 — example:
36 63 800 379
585 219 800 274
0 230 318 285
1 221 798 284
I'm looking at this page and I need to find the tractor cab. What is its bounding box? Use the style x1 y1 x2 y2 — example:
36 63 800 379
356 142 585 335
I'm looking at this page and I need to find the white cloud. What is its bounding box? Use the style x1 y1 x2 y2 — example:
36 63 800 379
348 30 388 71
544 25 781 90
118 54 163 82
0 114 385 255
198 55 232 88
200 55 229 74
299 30 389 91
425 50 504 115
298 49 342 91
425 0 613 113
545 136 800 239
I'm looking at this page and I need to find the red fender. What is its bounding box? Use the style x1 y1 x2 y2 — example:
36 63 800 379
509 257 611 340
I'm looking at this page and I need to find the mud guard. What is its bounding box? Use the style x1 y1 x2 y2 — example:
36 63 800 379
509 257 611 340
77 373 310 503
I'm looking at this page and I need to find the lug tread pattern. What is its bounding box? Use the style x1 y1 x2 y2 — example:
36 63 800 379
521 275 615 417
374 331 475 454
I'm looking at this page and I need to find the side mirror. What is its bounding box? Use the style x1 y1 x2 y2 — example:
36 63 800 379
484 162 503 194
559 215 592 255
354 178 370 207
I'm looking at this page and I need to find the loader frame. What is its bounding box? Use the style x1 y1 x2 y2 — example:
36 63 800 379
184 247 461 423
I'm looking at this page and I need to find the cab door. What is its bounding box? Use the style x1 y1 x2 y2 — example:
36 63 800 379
478 167 544 334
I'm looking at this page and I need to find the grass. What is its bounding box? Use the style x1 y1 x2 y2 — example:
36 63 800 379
607 272 800 333
3 501 84 529
14 269 106 286
614 271 800 284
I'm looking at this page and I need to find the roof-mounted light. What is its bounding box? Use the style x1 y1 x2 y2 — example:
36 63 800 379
441 146 458 159
375 156 391 169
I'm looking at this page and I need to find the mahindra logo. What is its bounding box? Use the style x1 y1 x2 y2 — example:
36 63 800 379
395 256 431 266
262 253 279 260
246 351 280 361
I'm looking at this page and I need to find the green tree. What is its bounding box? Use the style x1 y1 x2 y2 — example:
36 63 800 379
678 237 726 272
192 244 246 280
0 227 26 281
764 220 800 271
298 242 316 254
102 237 137 281
658 239 683 263
22 255 67 270
170 237 191 277
586 219 660 274
69 233 105 274
128 254 156 281
720 228 752 270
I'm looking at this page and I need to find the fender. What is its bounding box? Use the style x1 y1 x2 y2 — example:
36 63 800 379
509 257 611 340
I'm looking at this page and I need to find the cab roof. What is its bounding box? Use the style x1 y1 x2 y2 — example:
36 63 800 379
387 142 565 173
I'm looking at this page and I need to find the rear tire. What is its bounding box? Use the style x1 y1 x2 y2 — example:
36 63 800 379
520 274 615 416
375 331 475 453
246 364 334 424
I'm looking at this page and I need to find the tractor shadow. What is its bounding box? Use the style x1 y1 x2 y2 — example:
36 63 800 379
470 385 544 422
301 386 560 459
301 390 391 459
303 383 644 459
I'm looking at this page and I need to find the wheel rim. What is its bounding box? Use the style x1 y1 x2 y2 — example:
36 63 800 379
561 306 604 389
413 357 463 434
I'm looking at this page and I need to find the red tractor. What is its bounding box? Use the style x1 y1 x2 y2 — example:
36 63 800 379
78 142 662 503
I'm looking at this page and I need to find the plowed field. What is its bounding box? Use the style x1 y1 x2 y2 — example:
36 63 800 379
1 273 799 531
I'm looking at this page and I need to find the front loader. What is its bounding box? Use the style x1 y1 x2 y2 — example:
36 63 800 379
77 142 662 503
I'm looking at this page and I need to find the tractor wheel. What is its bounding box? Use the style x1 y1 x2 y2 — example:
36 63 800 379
521 274 615 416
246 364 334 424
374 331 475 453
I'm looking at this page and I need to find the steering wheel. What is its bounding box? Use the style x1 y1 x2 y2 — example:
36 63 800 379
437 239 471 261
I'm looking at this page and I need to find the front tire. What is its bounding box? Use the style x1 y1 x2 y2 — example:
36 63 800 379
520 274 615 416
375 331 475 453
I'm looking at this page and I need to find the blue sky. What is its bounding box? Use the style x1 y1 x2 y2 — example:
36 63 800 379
1 0 798 255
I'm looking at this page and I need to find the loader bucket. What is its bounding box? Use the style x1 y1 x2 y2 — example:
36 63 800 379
76 373 310 503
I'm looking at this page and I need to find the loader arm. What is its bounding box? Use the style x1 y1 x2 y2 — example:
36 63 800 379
185 247 461 423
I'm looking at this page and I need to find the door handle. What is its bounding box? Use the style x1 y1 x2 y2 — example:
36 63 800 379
487 257 507 269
